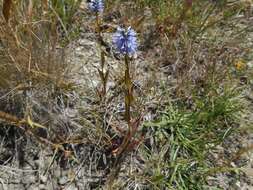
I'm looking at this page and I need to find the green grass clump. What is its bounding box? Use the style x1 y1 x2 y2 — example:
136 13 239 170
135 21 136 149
142 84 243 189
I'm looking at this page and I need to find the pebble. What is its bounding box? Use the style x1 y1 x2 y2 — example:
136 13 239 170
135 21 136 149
66 184 78 190
23 174 37 184
39 184 47 190
59 176 69 185
40 175 47 184
29 186 39 190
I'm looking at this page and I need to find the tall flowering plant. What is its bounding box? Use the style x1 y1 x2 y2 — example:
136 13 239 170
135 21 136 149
112 26 140 156
113 26 137 123
89 1 142 185
88 0 108 100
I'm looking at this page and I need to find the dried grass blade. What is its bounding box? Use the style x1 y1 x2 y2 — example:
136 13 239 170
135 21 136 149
2 0 12 22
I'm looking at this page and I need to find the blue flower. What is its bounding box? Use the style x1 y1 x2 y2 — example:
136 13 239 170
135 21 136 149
88 0 104 13
113 26 138 56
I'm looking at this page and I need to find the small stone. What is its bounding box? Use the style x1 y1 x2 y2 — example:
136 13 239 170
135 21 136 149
23 174 37 184
40 175 47 183
235 181 241 188
58 176 68 185
76 46 83 52
39 184 47 190
66 184 78 190
34 159 41 167
54 169 61 178
247 61 253 68
29 186 39 190
231 162 236 168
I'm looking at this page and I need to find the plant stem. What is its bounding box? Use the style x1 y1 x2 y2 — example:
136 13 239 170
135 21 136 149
111 55 133 156
124 55 132 124
116 54 133 154
96 13 107 99
106 55 133 189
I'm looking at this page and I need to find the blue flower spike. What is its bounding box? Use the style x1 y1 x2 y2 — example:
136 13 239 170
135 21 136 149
88 0 104 13
113 26 138 56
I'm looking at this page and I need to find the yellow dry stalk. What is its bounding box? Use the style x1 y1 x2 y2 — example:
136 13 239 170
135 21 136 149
0 111 78 164
26 115 47 129
0 110 21 125
0 110 47 130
